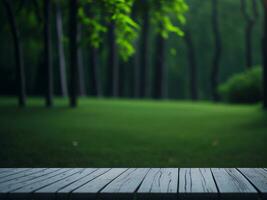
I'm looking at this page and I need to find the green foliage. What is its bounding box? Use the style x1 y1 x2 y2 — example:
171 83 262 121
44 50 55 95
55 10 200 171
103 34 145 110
218 67 263 104
151 0 188 38
78 0 188 60
106 0 139 61
79 0 139 61
78 6 107 48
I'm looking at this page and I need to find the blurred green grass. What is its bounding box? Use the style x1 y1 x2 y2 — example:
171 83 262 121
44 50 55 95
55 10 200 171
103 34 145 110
0 97 266 167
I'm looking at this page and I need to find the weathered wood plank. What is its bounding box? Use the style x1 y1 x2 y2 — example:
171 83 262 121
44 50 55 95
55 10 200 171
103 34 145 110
0 169 13 174
211 168 258 199
0 168 264 199
71 168 127 199
10 168 78 199
100 168 149 199
137 168 178 199
4 168 66 198
0 168 45 184
179 168 218 199
238 168 267 198
34 168 97 198
57 168 111 199
0 168 29 179
0 168 59 194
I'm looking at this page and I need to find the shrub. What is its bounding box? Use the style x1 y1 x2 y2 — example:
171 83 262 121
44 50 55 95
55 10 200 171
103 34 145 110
218 67 262 104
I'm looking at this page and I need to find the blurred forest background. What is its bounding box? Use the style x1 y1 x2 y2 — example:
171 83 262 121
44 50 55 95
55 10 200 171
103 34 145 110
1 0 267 167
0 0 264 102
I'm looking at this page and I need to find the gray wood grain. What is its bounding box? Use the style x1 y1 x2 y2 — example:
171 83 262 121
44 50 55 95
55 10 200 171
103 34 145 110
179 168 218 199
57 168 110 197
71 168 127 199
0 169 12 174
238 168 267 197
10 168 78 199
0 168 264 199
100 168 149 199
137 168 178 199
0 168 29 179
0 168 59 193
0 168 45 184
212 168 257 199
34 168 97 198
6 168 65 196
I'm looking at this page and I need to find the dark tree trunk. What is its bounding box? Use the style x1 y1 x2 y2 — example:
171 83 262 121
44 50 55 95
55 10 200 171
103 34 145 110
85 6 101 97
119 61 125 97
55 2 68 97
33 0 45 96
131 6 140 98
263 0 267 109
44 0 53 107
211 0 222 102
153 34 166 99
184 29 198 100
77 23 87 96
107 22 119 97
89 47 101 97
34 52 45 95
2 0 26 107
240 0 258 68
126 58 135 98
139 7 150 98
33 0 42 22
133 47 140 98
69 0 78 107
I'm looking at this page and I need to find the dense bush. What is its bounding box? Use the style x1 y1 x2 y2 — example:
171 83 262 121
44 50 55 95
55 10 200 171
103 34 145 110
218 67 262 104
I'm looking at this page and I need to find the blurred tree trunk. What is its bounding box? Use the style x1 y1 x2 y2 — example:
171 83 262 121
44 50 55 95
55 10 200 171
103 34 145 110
153 33 166 99
69 0 78 107
34 53 45 95
89 47 101 97
84 6 101 97
263 0 267 109
133 45 140 98
107 22 119 97
240 0 258 68
211 0 222 102
33 0 45 96
131 5 140 98
184 29 198 100
2 0 26 107
55 2 68 97
126 58 135 98
139 6 150 98
118 62 125 97
77 24 86 96
44 0 53 107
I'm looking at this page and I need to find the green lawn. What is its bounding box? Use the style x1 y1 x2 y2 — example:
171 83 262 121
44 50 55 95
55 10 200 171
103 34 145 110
0 97 266 167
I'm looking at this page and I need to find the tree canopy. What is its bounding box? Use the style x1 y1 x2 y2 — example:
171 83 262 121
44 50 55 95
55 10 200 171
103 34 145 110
78 0 188 61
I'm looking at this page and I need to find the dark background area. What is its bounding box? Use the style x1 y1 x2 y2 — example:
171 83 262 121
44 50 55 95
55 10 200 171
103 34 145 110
0 0 263 99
